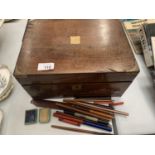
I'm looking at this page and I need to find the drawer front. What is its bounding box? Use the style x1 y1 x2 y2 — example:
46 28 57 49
23 82 131 99
16 72 138 85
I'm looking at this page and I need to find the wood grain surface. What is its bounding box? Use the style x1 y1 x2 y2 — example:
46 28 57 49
14 20 139 98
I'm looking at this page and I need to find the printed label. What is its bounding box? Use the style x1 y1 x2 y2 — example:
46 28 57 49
37 63 55 71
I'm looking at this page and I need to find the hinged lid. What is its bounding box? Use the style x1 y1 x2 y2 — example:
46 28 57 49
14 20 139 84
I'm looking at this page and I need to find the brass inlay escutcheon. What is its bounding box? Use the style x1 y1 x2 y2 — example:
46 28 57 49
72 84 82 91
70 36 81 44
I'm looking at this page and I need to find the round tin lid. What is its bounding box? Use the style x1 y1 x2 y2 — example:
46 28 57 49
0 65 13 102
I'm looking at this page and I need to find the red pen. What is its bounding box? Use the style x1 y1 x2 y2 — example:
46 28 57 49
53 111 83 123
59 118 81 126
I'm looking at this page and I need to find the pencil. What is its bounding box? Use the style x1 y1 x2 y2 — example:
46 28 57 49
94 101 124 106
51 125 113 135
56 103 112 121
89 110 114 119
64 101 114 115
65 101 129 116
94 100 113 103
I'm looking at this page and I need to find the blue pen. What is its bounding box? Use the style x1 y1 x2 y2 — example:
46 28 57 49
84 120 112 132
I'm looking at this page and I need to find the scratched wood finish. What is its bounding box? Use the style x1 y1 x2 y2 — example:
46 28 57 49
23 82 130 99
14 20 139 99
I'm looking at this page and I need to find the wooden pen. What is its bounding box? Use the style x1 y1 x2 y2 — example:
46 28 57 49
65 100 129 116
51 125 113 135
56 103 112 121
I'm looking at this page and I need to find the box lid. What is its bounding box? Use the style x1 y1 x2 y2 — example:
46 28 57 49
14 20 139 84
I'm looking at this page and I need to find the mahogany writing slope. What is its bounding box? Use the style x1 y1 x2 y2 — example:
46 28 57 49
14 20 139 99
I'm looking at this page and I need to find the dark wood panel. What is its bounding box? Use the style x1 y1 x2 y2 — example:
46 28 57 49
16 72 138 85
23 82 130 99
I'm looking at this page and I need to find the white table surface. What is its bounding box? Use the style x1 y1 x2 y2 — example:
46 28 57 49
0 20 155 135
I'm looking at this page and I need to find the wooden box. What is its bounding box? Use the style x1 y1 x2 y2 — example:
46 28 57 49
14 20 139 99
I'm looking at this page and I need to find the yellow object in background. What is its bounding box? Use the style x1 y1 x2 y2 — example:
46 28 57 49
39 108 51 123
